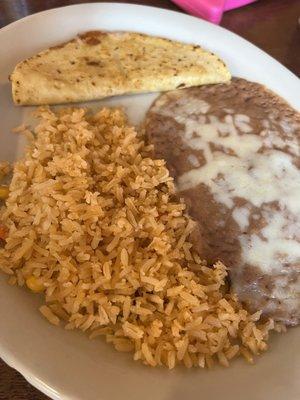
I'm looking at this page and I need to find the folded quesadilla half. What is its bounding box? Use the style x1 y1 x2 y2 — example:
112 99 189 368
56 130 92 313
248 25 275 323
11 31 231 105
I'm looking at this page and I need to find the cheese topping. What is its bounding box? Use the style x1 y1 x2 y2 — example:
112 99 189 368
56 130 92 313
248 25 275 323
152 97 300 274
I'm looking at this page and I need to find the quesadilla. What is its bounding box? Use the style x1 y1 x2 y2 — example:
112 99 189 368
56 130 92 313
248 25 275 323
11 31 231 105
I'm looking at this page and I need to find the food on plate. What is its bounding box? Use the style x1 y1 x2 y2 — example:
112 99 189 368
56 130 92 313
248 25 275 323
0 185 9 200
10 31 230 106
0 186 9 200
0 225 7 241
145 78 300 325
0 161 11 177
0 162 10 201
0 107 280 369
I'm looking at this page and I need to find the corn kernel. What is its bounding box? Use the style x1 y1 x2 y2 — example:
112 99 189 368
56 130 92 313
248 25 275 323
26 276 45 293
0 185 9 200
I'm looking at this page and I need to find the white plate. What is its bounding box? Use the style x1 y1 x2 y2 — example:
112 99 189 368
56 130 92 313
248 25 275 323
0 3 299 400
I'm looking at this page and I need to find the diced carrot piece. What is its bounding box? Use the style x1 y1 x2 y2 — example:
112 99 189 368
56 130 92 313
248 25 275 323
0 224 8 240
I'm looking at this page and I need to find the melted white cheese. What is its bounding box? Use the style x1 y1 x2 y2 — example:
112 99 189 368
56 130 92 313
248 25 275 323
179 150 300 215
240 211 300 273
232 207 250 231
187 154 200 168
153 99 300 274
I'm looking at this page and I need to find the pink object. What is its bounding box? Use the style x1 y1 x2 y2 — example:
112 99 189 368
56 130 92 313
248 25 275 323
171 0 257 24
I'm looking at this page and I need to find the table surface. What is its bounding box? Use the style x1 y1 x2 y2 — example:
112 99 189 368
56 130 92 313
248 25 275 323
0 0 299 399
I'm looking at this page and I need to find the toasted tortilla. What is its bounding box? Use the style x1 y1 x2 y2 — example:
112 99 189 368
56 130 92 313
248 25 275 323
11 31 231 105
